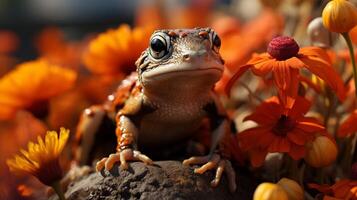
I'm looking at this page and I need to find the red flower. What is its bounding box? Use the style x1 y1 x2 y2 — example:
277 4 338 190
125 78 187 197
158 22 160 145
238 96 326 167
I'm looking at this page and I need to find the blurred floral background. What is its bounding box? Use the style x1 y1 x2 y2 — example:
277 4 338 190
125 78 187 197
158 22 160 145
1 0 357 199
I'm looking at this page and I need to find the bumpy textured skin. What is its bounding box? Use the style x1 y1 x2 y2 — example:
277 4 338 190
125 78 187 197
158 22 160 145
75 28 238 191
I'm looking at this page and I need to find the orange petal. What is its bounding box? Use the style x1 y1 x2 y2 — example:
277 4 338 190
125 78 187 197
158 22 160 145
288 143 305 160
299 48 346 101
251 58 274 76
286 56 305 69
243 99 282 125
296 118 325 133
225 64 252 96
287 130 307 145
338 110 357 137
299 75 323 94
250 148 268 168
308 183 333 194
238 127 271 150
272 62 299 109
268 137 291 153
289 96 312 118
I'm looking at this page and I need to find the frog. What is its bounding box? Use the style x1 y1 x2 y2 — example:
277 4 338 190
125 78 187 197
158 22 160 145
74 27 239 192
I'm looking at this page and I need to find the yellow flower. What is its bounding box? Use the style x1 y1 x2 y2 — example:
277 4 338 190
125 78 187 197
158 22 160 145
322 0 357 33
83 24 151 76
253 182 288 200
6 128 69 185
0 59 77 120
304 135 338 168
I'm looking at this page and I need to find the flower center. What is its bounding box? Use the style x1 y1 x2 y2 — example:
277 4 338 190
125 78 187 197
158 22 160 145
267 36 300 60
272 115 296 136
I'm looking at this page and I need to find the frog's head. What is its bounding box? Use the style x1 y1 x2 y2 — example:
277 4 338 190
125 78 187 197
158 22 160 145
136 28 224 93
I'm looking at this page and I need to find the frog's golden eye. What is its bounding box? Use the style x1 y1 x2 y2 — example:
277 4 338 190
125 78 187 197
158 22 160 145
149 33 171 59
210 32 221 53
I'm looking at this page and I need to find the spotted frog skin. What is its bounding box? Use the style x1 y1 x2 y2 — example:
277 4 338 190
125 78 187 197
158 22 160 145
75 28 237 192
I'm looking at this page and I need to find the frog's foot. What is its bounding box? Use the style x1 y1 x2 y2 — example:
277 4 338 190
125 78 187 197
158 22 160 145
183 153 237 192
96 149 153 172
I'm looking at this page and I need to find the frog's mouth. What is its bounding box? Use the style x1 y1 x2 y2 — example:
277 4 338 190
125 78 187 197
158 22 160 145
142 62 224 80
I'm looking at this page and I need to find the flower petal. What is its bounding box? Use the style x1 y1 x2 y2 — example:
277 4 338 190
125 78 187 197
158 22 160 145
299 48 346 101
243 97 282 125
270 61 300 110
268 137 291 153
287 130 308 145
251 58 274 76
250 148 268 168
296 118 325 133
225 64 252 96
338 110 357 137
289 96 312 119
238 126 271 150
288 143 305 160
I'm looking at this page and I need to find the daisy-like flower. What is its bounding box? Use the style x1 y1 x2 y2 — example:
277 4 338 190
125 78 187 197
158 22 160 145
6 128 69 200
0 59 77 120
6 128 69 185
238 96 327 167
309 179 357 200
82 24 151 76
338 109 357 137
226 36 346 109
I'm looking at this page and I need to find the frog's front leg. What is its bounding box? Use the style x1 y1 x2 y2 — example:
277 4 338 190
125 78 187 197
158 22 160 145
96 115 153 172
183 97 237 192
96 93 154 172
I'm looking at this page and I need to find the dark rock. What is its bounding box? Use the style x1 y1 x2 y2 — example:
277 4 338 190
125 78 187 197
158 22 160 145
50 161 256 200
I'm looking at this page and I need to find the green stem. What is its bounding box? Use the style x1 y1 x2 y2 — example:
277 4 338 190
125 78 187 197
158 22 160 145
51 181 66 200
342 33 357 102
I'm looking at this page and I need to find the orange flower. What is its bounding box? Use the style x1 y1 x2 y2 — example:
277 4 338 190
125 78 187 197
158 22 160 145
0 59 76 120
82 24 151 76
0 30 19 54
226 36 346 109
338 109 357 137
238 96 326 167
135 1 166 29
309 179 357 200
36 27 85 70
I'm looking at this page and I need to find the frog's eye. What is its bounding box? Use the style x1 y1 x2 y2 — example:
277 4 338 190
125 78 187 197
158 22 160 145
210 32 221 53
149 33 171 59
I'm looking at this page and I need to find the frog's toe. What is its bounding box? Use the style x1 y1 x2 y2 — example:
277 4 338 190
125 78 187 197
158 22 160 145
96 149 154 172
182 155 210 166
105 153 121 170
224 160 237 193
96 157 108 172
133 150 153 165
210 160 225 187
183 154 237 192
193 154 220 174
